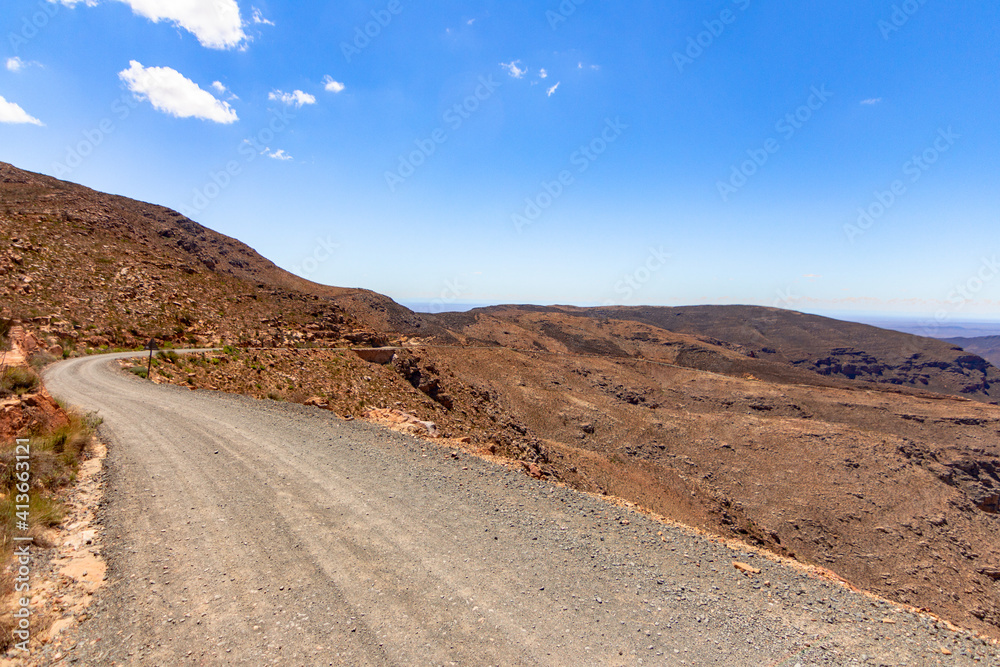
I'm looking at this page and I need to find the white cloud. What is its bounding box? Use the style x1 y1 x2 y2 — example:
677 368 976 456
546 82 561 97
0 95 43 126
118 60 238 124
860 98 883 105
500 61 527 79
268 89 316 108
5 57 40 72
264 148 292 161
53 0 246 50
251 7 274 25
211 81 239 100
539 68 548 79
322 76 345 93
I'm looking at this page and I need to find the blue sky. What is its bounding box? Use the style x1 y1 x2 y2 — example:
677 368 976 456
2 1 999 323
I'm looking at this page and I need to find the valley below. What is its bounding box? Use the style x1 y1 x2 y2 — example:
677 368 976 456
2 161 1000 658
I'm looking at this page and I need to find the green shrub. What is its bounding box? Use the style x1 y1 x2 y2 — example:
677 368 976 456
0 494 65 531
0 367 39 396
157 350 180 364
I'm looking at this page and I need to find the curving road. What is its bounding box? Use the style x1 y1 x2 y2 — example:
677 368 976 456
42 353 995 665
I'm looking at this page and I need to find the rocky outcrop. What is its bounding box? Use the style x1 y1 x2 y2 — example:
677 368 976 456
392 353 454 409
791 347 998 397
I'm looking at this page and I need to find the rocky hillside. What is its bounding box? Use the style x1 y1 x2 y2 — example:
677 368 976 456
0 162 440 353
431 304 1000 403
947 336 1000 370
5 162 1000 640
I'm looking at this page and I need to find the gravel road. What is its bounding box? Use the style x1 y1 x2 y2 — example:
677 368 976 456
42 352 998 666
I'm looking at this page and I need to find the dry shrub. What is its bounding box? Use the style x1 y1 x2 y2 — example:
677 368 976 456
29 351 58 372
0 408 96 650
0 367 39 396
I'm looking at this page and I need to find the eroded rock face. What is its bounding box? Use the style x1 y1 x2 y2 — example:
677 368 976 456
392 353 454 409
793 347 998 395
0 392 69 440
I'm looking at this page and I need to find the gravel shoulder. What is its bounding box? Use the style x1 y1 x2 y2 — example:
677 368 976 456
39 352 998 666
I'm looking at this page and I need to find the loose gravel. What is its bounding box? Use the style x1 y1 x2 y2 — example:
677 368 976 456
40 352 999 666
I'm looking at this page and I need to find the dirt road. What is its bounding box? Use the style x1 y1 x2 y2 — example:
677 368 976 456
41 353 996 665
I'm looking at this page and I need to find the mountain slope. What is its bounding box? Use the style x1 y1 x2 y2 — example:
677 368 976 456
5 162 1000 639
947 336 1000 369
0 162 443 350
430 304 1000 403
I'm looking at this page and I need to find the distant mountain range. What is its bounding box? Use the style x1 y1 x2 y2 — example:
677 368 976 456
4 161 1000 638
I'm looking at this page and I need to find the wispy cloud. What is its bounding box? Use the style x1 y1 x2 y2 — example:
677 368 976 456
119 60 238 123
539 68 548 79
5 57 41 72
265 148 292 161
210 81 238 100
0 95 43 125
860 98 883 105
251 7 274 26
500 60 527 79
546 82 561 97
322 76 345 93
268 89 316 108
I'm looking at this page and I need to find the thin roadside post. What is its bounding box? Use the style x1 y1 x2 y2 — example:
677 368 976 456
144 338 158 380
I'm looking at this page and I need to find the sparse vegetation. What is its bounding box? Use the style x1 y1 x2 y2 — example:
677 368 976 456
0 407 99 649
157 350 181 364
29 351 58 372
0 366 40 396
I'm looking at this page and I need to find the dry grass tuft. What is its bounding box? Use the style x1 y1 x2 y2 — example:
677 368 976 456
0 366 40 397
0 409 98 651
